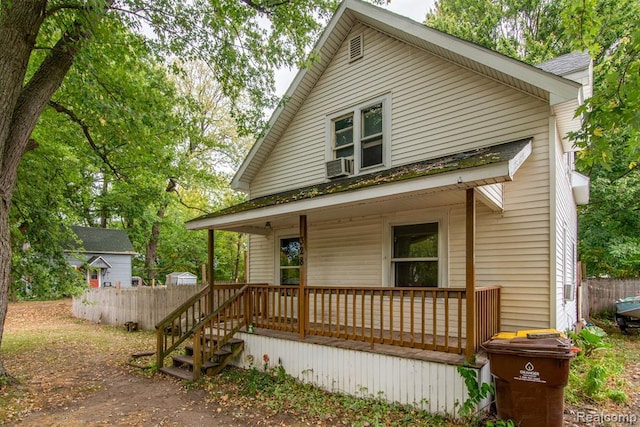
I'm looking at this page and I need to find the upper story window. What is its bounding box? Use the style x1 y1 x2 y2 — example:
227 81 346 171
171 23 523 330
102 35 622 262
326 94 390 177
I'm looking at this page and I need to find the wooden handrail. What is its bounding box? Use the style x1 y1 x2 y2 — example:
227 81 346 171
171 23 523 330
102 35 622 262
191 285 249 379
155 283 245 369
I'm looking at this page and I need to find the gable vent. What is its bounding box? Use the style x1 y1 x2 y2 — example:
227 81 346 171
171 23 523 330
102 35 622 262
348 34 363 62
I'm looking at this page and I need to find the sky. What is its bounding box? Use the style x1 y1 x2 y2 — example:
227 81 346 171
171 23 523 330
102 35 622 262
274 0 437 95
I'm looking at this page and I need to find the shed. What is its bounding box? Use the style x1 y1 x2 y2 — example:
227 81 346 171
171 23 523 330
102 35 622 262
166 272 198 286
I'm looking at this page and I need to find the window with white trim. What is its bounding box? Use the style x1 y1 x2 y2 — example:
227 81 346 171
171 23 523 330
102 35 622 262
279 237 300 285
328 95 390 174
392 223 439 287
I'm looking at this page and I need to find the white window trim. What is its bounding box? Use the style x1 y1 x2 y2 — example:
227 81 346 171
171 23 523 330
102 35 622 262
382 210 449 288
325 93 391 176
274 230 300 286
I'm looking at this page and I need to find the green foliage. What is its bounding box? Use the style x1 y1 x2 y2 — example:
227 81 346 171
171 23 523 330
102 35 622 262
426 0 640 276
456 364 494 418
584 364 607 395
426 0 573 64
486 420 516 427
578 170 640 277
569 325 611 357
215 364 448 426
566 322 633 405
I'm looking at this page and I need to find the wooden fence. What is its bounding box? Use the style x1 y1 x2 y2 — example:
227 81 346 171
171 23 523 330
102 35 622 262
582 278 640 319
72 285 207 330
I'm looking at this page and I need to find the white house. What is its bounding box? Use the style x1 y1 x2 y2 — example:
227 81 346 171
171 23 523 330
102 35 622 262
161 0 591 414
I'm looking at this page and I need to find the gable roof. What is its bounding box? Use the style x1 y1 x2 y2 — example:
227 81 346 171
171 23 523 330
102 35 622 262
87 255 112 269
231 0 583 192
69 226 136 255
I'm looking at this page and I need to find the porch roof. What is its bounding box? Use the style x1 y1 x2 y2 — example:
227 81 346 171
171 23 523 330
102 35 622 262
187 138 532 233
87 255 112 269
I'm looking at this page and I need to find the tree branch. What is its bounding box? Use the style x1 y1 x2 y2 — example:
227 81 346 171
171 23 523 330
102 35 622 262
45 3 86 18
48 101 124 180
240 0 291 15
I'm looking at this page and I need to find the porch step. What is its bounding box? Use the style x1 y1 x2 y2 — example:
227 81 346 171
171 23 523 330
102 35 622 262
185 337 244 354
159 365 196 381
172 354 220 372
159 337 244 381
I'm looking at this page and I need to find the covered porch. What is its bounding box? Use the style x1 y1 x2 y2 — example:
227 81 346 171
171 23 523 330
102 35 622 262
181 140 532 361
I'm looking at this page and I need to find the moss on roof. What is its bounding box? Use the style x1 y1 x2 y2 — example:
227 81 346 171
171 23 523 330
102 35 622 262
191 138 531 222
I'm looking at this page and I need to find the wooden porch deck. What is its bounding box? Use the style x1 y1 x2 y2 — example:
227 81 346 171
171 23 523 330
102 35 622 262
156 283 499 373
250 326 488 368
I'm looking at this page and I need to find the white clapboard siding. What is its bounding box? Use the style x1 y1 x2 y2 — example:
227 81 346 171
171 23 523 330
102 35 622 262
553 129 579 331
248 234 274 284
307 218 382 286
233 332 487 415
250 23 550 197
247 23 557 331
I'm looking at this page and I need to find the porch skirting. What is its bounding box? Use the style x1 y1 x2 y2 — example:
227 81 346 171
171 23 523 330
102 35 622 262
231 330 492 416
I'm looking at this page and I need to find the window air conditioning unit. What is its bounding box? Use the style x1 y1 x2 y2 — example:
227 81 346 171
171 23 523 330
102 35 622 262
326 157 353 179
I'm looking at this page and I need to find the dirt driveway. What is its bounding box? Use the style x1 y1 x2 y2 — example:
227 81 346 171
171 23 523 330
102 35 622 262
2 300 640 426
1 300 302 426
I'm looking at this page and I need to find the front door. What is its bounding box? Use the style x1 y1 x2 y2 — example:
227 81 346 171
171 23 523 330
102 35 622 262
89 269 100 288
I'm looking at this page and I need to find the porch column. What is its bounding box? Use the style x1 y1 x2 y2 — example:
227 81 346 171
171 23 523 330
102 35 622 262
208 229 215 313
299 215 307 339
465 188 476 361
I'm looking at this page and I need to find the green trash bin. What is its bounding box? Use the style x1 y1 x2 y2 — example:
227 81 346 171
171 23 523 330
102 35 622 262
482 330 577 427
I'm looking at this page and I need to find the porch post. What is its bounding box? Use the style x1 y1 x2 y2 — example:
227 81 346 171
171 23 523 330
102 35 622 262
299 215 307 339
465 188 476 361
208 229 215 313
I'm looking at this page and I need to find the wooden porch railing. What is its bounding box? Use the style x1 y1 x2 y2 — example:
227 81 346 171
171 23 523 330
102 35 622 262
475 286 501 349
244 284 501 355
157 284 501 368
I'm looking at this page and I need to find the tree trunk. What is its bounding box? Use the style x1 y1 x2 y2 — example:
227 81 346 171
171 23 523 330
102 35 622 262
233 233 244 282
0 1 95 376
100 172 109 228
145 208 165 285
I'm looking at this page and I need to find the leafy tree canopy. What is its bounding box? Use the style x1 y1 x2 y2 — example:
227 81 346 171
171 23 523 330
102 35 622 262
0 0 361 376
426 0 640 277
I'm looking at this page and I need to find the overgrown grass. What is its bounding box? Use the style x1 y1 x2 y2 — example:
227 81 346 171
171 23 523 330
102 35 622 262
566 315 640 405
202 363 457 426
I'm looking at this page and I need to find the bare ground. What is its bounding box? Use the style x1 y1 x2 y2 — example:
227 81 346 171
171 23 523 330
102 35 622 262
0 300 304 426
1 300 639 426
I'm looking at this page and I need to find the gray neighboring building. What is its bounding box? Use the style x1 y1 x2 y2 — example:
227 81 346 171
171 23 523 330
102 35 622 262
66 226 136 288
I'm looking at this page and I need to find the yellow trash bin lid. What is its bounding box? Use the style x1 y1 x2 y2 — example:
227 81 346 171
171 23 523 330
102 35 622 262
491 328 565 340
